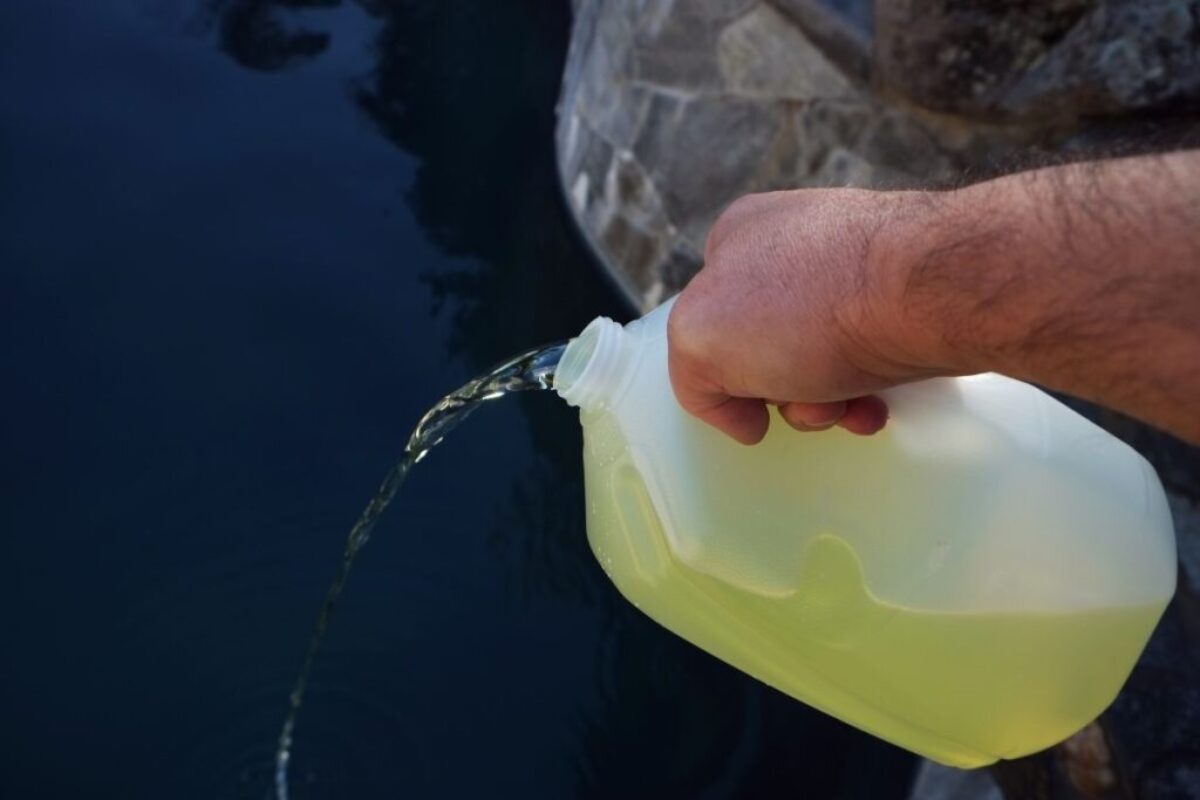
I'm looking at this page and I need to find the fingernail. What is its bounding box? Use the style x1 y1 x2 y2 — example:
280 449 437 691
807 401 847 426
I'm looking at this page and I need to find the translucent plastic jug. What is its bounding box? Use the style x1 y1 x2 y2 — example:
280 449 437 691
553 299 1177 768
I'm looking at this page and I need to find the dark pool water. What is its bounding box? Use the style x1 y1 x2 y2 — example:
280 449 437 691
0 1 916 797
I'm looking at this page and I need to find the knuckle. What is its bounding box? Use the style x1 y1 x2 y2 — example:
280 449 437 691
723 193 763 218
706 192 773 261
667 294 706 362
667 294 724 397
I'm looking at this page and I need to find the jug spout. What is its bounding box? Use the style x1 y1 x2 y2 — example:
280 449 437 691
555 316 633 410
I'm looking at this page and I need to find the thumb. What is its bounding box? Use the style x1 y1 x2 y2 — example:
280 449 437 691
671 375 770 445
697 395 770 445
666 294 769 444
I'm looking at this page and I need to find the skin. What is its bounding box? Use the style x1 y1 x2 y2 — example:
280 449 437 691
668 150 1200 445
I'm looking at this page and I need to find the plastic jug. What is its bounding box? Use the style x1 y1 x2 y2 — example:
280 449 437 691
553 299 1177 768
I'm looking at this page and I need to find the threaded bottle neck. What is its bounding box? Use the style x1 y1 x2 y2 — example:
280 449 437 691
554 316 630 409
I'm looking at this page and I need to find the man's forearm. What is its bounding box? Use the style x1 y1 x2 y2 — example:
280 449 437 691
890 151 1200 442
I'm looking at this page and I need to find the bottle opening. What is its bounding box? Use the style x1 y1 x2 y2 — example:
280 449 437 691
554 316 626 409
555 325 600 392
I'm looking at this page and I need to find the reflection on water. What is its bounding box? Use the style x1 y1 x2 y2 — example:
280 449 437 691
199 0 339 71
0 0 920 796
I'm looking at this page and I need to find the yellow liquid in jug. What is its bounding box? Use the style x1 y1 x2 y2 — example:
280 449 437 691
585 433 1162 768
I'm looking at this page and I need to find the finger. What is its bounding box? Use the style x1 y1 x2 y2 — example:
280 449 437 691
706 192 777 256
694 396 770 445
837 395 889 435
779 400 847 431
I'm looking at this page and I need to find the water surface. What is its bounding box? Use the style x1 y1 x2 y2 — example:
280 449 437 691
0 1 917 797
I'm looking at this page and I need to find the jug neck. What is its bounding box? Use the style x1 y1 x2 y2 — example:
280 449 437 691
554 316 633 410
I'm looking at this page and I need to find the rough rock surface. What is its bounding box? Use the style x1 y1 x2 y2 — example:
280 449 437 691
911 760 1005 800
557 0 973 310
557 0 1200 313
876 0 1200 121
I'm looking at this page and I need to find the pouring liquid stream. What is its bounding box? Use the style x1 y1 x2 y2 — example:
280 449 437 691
274 342 566 800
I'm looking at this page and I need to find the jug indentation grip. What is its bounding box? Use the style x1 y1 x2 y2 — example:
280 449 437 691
611 463 671 581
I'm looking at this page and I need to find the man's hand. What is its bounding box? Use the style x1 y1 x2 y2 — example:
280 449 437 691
668 152 1200 445
667 189 955 444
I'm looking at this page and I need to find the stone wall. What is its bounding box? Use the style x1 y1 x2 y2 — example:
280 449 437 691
558 0 961 311
557 0 1200 314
